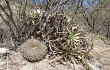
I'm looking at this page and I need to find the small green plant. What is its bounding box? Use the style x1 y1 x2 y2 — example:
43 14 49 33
69 29 82 42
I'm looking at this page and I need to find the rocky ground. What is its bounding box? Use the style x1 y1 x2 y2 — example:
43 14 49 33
0 33 109 70
86 33 110 70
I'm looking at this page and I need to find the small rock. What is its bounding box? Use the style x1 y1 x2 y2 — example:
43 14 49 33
0 48 9 54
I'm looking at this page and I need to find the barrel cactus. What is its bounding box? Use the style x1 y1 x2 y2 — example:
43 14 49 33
21 37 48 62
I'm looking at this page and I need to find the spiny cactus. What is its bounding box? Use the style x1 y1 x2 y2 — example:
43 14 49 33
21 37 48 62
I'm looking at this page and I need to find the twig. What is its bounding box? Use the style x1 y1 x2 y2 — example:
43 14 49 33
100 48 110 53
6 50 9 70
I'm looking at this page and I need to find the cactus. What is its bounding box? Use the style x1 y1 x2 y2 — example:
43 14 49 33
21 37 48 62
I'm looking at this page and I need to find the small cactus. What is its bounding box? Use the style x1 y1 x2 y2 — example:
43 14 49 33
21 37 48 62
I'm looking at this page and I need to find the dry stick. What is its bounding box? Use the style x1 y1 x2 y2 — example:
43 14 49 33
6 50 9 70
0 1 18 39
5 0 19 33
100 48 110 53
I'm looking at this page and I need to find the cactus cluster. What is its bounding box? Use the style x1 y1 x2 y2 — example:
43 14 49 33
30 10 93 69
20 10 92 70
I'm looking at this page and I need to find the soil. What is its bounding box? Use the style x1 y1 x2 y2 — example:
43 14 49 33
0 33 110 70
